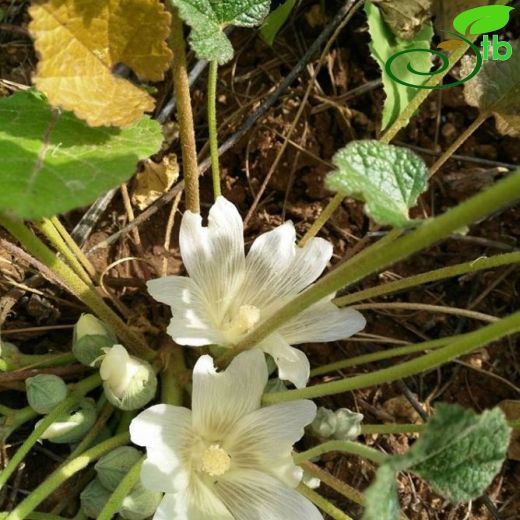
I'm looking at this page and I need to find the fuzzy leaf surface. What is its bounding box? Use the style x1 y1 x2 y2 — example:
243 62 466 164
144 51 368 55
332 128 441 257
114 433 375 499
29 0 172 127
327 140 429 227
0 91 163 218
170 0 270 63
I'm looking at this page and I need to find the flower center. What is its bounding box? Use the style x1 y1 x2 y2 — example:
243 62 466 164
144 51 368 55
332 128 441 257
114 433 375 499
222 304 261 340
200 444 231 477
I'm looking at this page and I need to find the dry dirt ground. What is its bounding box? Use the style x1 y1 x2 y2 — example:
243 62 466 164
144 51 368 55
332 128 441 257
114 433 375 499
0 1 519 519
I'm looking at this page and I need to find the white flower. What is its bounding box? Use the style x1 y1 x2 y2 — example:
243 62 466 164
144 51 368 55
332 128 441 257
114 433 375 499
147 196 366 388
99 345 157 410
130 350 322 520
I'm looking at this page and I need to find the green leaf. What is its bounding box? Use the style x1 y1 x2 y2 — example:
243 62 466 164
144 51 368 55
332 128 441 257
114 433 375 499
453 5 513 35
361 465 400 520
374 0 432 40
0 91 163 219
365 1 433 130
326 140 429 227
260 0 296 46
462 39 520 136
170 0 270 64
393 404 511 503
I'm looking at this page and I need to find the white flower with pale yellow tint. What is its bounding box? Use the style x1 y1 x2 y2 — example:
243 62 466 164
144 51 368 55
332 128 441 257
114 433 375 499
130 350 322 520
147 196 365 388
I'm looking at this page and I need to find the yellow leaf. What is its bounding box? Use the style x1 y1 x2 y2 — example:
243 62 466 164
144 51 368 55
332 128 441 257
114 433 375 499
29 0 172 127
131 154 179 210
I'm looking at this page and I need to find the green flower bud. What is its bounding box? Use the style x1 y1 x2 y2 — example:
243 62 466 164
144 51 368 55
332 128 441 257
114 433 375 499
333 408 363 441
80 478 110 519
95 446 142 491
26 374 68 414
100 345 157 411
37 398 97 443
0 341 20 370
119 483 162 520
310 407 337 438
73 314 117 366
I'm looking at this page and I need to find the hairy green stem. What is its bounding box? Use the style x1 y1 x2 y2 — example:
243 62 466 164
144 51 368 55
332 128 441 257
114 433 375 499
221 170 520 363
0 406 38 442
0 514 70 520
208 60 221 199
295 440 388 466
310 335 459 376
297 484 353 520
334 252 520 307
264 308 520 403
360 423 426 435
3 352 77 372
37 219 92 286
0 373 101 491
49 217 97 281
169 7 200 213
300 460 366 506
161 345 186 406
0 217 153 359
6 433 129 520
98 458 144 520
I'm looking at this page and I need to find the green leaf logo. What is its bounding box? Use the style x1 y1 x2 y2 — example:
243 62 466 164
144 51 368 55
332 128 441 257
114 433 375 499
453 5 514 36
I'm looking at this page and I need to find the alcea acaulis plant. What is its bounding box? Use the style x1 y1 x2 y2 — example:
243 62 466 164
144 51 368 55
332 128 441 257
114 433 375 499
0 2 519 520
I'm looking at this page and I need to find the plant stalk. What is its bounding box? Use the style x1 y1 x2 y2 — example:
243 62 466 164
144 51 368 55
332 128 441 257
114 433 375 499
208 60 221 199
169 7 200 213
263 308 520 403
221 170 520 363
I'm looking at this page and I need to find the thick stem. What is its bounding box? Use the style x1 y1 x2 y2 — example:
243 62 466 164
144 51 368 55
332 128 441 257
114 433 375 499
0 406 38 443
0 373 101 491
428 112 490 178
0 217 153 359
49 217 97 281
6 433 129 520
360 424 426 435
222 170 520 362
263 308 520 403
37 219 92 286
294 440 388 466
208 60 221 199
98 458 144 520
310 335 458 376
169 8 200 213
334 252 520 306
297 484 353 520
161 345 186 406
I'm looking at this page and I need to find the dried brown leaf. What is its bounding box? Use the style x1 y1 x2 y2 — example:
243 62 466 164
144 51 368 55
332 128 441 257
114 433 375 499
29 0 172 127
131 154 179 210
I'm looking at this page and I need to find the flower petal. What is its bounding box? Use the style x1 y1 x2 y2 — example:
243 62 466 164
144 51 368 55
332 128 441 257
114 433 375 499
225 400 316 487
180 197 245 321
130 404 193 493
261 335 310 389
147 276 223 346
192 351 268 439
240 226 332 313
153 478 233 520
215 469 323 520
280 299 366 344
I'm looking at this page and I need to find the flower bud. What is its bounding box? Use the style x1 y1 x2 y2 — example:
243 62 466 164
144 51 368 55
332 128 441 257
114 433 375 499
333 408 363 441
73 314 117 366
100 345 157 411
80 478 110 519
37 398 97 443
26 374 68 414
0 340 20 365
95 446 142 491
310 407 337 438
119 483 162 520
